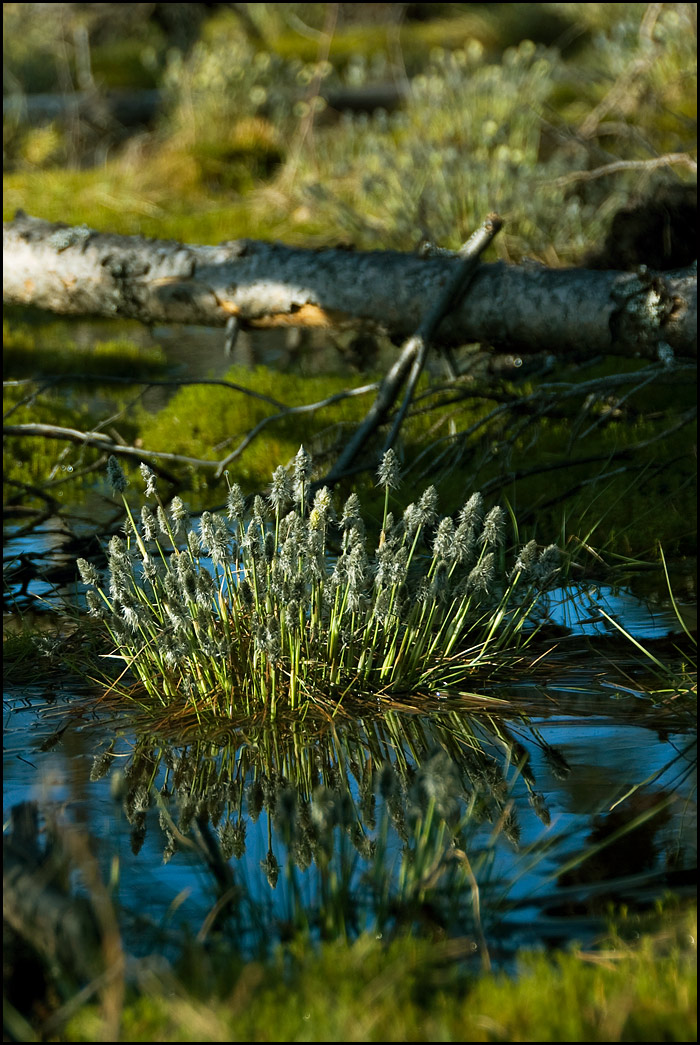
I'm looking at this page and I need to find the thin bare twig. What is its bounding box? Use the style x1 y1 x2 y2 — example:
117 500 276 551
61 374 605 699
213 382 379 478
411 362 696 478
3 382 380 480
3 423 220 469
551 153 697 187
326 214 503 482
432 408 696 513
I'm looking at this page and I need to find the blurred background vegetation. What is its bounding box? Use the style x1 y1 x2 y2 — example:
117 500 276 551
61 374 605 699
4 2 696 253
3 2 697 561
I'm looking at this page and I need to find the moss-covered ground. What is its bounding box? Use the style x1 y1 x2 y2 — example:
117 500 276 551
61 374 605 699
59 904 697 1043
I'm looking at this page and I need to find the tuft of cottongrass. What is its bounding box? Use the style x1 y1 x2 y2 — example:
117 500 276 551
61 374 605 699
107 454 128 495
82 449 559 719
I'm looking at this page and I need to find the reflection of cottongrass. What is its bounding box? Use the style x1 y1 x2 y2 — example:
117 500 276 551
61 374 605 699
115 710 558 962
85 452 559 719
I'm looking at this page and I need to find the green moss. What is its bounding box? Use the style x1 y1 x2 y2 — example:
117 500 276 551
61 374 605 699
3 316 167 380
63 904 697 1042
133 362 384 496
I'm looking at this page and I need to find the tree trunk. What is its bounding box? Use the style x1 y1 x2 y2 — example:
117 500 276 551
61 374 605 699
3 212 696 361
2 83 407 129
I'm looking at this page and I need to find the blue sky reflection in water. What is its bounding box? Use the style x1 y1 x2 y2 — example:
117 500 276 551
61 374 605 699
3 631 696 966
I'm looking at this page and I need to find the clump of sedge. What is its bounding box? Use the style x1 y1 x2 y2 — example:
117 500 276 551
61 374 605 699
78 452 559 719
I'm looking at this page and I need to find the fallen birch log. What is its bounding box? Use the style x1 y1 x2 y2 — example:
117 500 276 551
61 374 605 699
3 212 696 361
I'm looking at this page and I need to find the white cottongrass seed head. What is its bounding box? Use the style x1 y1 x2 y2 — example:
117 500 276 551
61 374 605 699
77 557 101 587
268 465 293 515
416 486 438 527
226 482 246 524
107 455 128 495
139 462 158 498
292 445 312 507
481 506 506 548
458 492 483 531
377 447 402 490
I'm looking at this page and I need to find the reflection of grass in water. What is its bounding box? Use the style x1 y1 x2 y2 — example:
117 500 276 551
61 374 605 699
7 640 694 1040
49 709 687 1040
82 450 560 719
105 699 552 926
106 695 690 953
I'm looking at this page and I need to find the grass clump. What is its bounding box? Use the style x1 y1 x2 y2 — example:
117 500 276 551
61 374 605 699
83 450 559 719
290 5 696 262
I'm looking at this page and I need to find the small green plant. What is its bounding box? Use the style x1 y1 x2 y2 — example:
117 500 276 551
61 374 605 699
80 450 560 719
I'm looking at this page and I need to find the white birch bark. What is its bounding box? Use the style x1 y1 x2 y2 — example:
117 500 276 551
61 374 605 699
3 212 696 360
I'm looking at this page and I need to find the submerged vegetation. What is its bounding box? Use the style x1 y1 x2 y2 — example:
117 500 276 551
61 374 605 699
83 451 559 718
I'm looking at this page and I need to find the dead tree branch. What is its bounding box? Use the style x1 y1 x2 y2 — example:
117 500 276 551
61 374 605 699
410 363 697 487
3 382 379 479
326 214 503 481
4 212 696 360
